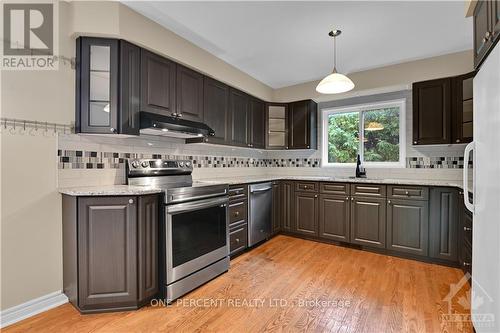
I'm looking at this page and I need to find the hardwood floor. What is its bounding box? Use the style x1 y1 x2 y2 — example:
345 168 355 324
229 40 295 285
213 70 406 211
5 235 473 332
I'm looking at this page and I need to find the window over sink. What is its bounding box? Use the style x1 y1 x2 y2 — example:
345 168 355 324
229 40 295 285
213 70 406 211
322 99 406 167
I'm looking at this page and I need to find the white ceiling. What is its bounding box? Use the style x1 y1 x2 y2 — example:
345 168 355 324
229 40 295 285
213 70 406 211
124 1 472 89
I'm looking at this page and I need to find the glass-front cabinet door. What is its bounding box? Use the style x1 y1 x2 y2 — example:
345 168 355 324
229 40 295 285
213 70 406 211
76 37 118 134
266 103 288 149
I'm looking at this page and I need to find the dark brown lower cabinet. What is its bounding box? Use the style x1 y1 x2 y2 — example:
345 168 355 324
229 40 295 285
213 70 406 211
293 191 318 236
350 197 386 249
281 182 294 232
429 188 458 262
271 182 281 235
319 194 350 242
386 199 429 256
138 195 159 303
459 194 473 275
63 194 159 313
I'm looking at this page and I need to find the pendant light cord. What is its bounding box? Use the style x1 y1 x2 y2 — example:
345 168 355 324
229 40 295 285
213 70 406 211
333 35 337 73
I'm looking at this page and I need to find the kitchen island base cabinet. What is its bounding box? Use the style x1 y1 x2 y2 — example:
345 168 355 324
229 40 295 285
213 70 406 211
387 199 429 256
319 195 350 242
63 194 159 313
350 197 386 249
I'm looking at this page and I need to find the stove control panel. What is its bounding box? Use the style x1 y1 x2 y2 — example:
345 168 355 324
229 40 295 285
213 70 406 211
127 159 193 176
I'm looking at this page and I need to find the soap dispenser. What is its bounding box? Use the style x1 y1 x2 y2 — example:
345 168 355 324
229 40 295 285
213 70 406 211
355 154 366 178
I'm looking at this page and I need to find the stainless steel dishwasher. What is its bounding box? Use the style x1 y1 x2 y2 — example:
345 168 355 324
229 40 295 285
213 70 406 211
248 182 273 246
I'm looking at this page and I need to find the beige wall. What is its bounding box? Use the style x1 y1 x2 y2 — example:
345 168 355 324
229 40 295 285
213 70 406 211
274 50 474 103
0 0 473 313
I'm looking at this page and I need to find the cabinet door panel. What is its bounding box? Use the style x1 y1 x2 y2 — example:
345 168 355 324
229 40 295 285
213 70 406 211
288 100 317 149
138 195 159 303
119 41 140 135
387 199 429 256
203 78 230 144
429 188 458 261
250 98 266 148
78 196 137 310
350 197 386 248
294 192 318 236
474 0 492 68
281 182 293 232
272 182 281 234
176 65 204 122
77 38 118 134
140 49 176 116
319 194 349 242
412 78 452 145
229 88 250 147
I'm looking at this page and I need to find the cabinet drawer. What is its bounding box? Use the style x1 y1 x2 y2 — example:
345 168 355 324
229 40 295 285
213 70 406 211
295 181 318 192
320 182 349 195
229 223 248 255
388 186 429 200
229 201 247 225
229 185 247 202
351 184 386 197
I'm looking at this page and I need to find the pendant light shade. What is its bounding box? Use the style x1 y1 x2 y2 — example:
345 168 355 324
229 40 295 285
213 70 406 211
316 30 354 94
316 72 355 94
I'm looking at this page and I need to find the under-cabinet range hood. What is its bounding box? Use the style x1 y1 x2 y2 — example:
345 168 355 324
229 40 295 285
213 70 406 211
139 112 215 139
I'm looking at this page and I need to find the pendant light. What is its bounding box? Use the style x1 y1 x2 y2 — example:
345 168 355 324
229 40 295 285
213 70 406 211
316 30 355 94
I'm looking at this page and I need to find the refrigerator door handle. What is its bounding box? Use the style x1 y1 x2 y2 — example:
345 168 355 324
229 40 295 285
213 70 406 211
463 141 475 213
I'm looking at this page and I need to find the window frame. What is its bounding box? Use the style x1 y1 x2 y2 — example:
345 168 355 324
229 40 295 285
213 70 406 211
321 99 406 168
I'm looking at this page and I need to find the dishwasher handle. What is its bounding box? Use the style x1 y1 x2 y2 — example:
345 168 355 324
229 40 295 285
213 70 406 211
250 187 272 194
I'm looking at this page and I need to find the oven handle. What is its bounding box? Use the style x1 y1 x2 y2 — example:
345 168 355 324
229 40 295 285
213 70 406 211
166 196 228 214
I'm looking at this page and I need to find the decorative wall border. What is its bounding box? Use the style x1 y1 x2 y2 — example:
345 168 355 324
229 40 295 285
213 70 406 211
58 149 467 170
58 150 321 169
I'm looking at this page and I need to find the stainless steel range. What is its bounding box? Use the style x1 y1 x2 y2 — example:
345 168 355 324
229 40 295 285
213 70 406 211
127 159 229 302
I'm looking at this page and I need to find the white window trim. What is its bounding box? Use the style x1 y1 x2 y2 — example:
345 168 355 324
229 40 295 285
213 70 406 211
321 99 406 168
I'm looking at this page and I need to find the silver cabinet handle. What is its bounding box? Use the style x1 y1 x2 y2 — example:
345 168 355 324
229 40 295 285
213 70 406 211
128 199 134 204
177 113 182 117
346 196 349 200
464 226 472 231
235 238 240 243
172 112 178 117
110 128 117 133
350 197 354 201
413 140 417 144
388 200 392 205
463 262 471 267
314 195 318 198
456 139 461 143
405 191 409 196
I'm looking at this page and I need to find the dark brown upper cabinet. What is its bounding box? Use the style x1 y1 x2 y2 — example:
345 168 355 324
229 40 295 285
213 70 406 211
412 78 452 145
176 65 204 122
76 38 121 135
266 103 289 149
474 0 500 69
140 49 176 117
229 88 251 147
76 38 140 135
249 98 266 149
202 77 230 144
452 72 475 144
288 100 318 149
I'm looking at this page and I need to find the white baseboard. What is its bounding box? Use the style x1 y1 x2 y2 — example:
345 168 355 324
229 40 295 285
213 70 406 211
0 291 68 328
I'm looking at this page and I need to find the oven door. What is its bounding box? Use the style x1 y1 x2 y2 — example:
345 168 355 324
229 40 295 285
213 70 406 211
165 196 229 284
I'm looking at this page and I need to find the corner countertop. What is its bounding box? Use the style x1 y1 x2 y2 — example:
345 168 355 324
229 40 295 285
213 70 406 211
59 176 465 196
59 185 163 196
195 175 465 189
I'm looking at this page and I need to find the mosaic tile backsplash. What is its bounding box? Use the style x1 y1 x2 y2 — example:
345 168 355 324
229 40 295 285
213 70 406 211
58 149 469 170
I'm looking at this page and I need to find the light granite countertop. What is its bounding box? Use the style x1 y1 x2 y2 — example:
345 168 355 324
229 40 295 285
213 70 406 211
59 185 163 196
196 176 465 189
59 176 465 196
